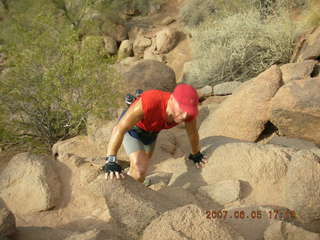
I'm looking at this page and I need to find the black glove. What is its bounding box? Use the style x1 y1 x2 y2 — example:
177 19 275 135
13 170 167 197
102 156 123 174
188 151 205 164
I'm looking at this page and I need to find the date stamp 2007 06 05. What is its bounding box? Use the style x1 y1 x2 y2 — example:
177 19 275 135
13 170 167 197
205 209 296 220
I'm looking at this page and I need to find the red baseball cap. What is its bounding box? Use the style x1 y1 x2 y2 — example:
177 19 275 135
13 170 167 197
172 83 199 118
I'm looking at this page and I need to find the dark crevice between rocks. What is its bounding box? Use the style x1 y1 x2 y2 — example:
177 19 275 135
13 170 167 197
256 121 279 142
311 64 320 78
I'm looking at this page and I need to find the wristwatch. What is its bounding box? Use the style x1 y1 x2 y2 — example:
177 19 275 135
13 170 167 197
106 155 117 163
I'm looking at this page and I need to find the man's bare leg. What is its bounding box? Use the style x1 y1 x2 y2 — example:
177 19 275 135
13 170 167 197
127 150 152 182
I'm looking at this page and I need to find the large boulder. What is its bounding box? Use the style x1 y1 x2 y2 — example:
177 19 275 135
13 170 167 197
122 60 176 93
293 26 320 63
155 27 179 54
282 150 320 232
0 153 61 214
280 60 317 84
87 175 178 239
199 65 282 141
270 77 320 144
201 143 295 187
0 201 16 237
142 204 244 240
264 221 320 240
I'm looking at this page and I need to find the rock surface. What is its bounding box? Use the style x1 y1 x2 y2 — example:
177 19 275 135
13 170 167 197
142 204 244 240
264 221 320 240
280 60 317 83
155 27 179 54
213 81 243 96
270 77 320 144
0 201 16 237
198 180 241 205
282 150 320 232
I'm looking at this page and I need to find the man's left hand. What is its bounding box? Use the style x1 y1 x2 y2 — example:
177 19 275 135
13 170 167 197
188 151 208 168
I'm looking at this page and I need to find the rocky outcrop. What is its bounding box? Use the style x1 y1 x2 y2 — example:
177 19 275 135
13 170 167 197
142 205 244 240
86 175 178 239
292 26 320 63
133 35 152 56
270 77 320 145
155 27 179 54
0 153 61 214
199 65 282 141
280 60 317 83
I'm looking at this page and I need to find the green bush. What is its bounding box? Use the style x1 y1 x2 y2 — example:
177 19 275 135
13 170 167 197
0 5 121 149
187 9 296 87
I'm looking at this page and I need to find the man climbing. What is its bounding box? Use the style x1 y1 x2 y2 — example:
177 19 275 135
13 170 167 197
102 83 207 182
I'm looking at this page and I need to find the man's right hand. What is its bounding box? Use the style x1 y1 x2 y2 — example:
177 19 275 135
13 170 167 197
102 156 125 180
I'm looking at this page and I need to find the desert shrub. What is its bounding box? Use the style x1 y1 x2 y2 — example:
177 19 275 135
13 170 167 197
296 0 320 32
180 0 311 27
0 5 121 149
180 0 217 27
187 9 296 87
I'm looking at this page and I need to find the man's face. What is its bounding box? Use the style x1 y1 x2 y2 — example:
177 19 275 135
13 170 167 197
171 96 188 123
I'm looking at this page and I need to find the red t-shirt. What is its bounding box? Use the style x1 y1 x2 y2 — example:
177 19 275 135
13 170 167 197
134 90 178 132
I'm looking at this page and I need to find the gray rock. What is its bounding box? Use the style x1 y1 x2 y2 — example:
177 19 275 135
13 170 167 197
213 81 243 96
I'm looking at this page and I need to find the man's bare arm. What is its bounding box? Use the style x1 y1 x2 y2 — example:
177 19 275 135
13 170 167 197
185 118 207 168
107 98 144 156
185 118 200 155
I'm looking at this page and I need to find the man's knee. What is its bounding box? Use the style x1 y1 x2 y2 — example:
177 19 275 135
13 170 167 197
128 151 150 181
